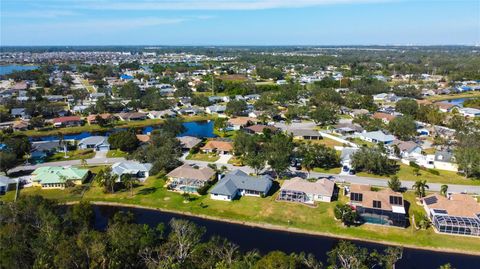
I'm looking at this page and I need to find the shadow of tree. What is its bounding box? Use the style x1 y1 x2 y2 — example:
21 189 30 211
137 187 158 195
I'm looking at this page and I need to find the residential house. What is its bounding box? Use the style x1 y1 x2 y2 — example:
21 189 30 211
111 161 153 181
388 140 422 158
53 116 83 127
422 194 480 236
333 123 364 136
116 112 147 121
340 148 359 170
348 184 407 227
0 176 16 195
288 129 322 140
244 124 278 135
31 166 89 189
147 110 176 119
86 113 115 125
434 150 458 172
227 117 256 130
11 108 26 118
459 107 480 118
177 136 202 150
349 109 369 117
206 105 226 115
78 136 110 151
201 140 233 155
166 164 216 193
372 112 396 124
136 134 151 144
357 131 395 145
434 102 458 113
210 170 273 201
278 177 335 204
13 120 29 131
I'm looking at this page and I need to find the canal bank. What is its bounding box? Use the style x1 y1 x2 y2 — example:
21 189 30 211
79 200 480 257
88 202 480 269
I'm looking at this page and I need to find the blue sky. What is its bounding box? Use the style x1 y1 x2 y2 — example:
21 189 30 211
1 0 479 46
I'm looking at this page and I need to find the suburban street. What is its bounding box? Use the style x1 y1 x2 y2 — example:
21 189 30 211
183 158 480 195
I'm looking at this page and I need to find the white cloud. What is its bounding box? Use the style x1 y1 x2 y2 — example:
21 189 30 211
1 10 80 19
68 0 392 11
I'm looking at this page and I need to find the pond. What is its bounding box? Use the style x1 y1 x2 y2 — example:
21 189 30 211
0 65 39 75
441 97 473 107
30 120 215 142
94 205 480 269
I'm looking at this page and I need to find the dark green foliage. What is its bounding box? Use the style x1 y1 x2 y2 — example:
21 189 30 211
108 130 140 152
388 116 417 140
226 99 248 116
351 147 399 175
395 98 419 117
333 204 358 226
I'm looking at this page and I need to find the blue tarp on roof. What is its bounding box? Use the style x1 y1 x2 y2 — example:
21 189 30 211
120 74 134 80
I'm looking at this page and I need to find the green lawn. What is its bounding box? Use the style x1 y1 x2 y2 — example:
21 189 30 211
3 177 480 254
426 91 480 101
47 149 95 162
106 149 128 158
312 167 342 174
309 137 344 148
186 152 220 162
357 163 480 186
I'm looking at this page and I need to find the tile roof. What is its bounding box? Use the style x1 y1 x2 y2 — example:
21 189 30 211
280 177 335 197
201 140 233 152
166 164 215 181
423 193 480 218
350 184 404 212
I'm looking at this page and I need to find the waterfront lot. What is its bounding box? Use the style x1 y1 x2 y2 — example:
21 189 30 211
3 176 480 254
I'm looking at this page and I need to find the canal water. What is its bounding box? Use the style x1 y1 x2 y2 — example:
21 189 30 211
94 205 480 269
30 120 215 141
0 65 39 75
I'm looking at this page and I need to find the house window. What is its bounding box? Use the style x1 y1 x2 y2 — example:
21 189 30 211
373 200 381 208
389 196 403 205
351 192 363 202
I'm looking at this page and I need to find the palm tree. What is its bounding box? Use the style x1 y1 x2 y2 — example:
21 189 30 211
412 180 429 198
301 147 316 178
440 184 448 197
95 168 118 193
58 132 67 158
121 174 138 196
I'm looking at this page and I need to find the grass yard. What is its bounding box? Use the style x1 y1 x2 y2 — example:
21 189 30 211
106 149 128 158
426 91 480 101
3 177 480 254
309 137 344 148
312 167 342 174
47 149 96 162
357 163 480 186
186 152 220 162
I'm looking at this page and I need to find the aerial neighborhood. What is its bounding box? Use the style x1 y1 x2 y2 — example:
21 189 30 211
1 46 480 252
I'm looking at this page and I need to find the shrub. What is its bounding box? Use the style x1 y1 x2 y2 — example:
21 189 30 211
427 169 440 175
409 161 420 168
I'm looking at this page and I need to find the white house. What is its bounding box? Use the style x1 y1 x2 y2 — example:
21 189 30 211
459 107 480 118
210 170 272 201
278 177 335 204
433 151 458 172
77 136 110 151
357 131 395 145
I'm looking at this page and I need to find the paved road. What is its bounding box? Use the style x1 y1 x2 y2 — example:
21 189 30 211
184 159 480 194
9 157 126 174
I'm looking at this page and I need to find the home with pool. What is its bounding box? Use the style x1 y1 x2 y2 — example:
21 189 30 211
277 177 335 205
347 184 407 227
210 170 272 201
31 166 90 189
111 161 153 182
422 193 480 237
166 164 216 193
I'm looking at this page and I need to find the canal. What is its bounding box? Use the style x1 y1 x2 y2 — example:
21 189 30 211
94 205 480 269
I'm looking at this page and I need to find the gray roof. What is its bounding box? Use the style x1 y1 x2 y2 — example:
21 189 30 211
434 151 455 163
32 141 62 152
0 176 16 187
289 129 321 137
11 108 25 116
340 148 359 161
177 136 202 149
210 170 272 196
360 131 395 142
78 136 109 147
111 161 152 176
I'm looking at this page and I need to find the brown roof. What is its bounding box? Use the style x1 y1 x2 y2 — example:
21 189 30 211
53 116 81 123
227 117 256 126
86 113 113 123
372 112 396 122
434 102 456 110
245 124 278 133
177 136 202 149
166 164 215 181
281 177 335 197
201 140 233 152
422 193 480 218
350 184 404 211
136 134 150 143
416 99 432 105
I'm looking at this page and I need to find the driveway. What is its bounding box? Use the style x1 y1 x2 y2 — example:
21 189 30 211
94 150 107 159
216 154 233 165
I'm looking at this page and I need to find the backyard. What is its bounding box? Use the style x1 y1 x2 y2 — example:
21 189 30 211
2 175 480 254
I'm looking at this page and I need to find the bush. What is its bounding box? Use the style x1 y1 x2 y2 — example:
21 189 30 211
197 176 218 195
427 169 440 175
409 161 420 168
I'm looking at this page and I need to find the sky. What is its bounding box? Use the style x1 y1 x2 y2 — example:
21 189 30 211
1 0 479 46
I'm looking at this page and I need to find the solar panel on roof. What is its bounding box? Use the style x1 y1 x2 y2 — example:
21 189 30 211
433 209 448 214
424 196 437 205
